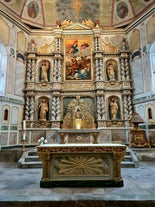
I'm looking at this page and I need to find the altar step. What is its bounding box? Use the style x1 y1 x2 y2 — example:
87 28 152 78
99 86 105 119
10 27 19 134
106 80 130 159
18 148 139 169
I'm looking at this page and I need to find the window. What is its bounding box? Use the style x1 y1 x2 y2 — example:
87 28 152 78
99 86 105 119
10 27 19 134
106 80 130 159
0 42 7 96
4 109 8 121
148 108 153 119
150 41 155 91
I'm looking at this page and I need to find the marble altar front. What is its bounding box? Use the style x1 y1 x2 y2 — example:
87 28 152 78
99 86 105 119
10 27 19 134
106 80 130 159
37 143 126 187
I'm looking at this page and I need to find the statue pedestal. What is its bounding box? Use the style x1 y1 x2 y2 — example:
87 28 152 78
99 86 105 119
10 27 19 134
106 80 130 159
37 143 126 187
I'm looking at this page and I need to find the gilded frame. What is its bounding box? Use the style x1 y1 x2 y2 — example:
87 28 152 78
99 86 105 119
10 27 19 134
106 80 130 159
64 37 92 81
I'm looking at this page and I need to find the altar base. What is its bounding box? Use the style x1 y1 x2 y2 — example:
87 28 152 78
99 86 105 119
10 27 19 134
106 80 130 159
40 179 123 188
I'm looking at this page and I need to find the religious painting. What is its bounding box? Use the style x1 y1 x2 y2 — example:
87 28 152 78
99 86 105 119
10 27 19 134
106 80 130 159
117 1 128 19
64 38 92 81
27 1 39 18
55 0 99 23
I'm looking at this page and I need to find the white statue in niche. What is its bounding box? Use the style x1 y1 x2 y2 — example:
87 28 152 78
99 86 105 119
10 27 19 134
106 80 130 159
107 62 115 80
40 61 50 82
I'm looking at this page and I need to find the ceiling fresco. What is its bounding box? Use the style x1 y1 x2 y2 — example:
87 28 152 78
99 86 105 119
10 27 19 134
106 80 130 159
1 0 154 29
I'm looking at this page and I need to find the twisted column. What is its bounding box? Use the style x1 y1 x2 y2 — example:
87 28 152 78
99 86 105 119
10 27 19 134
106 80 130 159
29 96 34 120
51 96 60 120
25 96 30 120
26 59 31 81
96 96 105 120
31 59 36 81
120 58 125 81
95 58 103 81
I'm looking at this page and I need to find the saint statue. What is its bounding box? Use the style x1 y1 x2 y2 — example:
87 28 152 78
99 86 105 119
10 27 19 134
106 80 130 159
107 62 115 80
110 98 118 119
39 98 48 120
41 61 50 82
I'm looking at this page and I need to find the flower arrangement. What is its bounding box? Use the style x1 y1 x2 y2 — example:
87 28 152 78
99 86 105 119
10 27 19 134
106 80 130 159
38 137 47 145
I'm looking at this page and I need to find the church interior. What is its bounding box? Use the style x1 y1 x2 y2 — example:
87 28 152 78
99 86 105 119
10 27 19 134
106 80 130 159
0 0 155 206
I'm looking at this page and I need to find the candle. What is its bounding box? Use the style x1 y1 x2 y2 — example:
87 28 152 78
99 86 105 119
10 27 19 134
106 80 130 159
23 120 26 130
22 120 26 140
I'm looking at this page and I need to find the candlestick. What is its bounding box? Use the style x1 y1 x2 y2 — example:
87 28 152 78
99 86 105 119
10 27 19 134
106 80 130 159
22 130 26 140
22 140 26 151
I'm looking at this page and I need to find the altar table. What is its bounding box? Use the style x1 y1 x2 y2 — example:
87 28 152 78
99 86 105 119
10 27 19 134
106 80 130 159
37 143 126 187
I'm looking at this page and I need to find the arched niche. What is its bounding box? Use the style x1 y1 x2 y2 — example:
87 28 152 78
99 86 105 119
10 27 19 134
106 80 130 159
105 59 118 81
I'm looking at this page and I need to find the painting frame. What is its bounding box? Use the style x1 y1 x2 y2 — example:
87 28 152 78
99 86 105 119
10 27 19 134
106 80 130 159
64 37 93 81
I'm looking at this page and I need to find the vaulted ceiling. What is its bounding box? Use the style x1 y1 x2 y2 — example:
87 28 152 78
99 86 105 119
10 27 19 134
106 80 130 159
1 0 155 29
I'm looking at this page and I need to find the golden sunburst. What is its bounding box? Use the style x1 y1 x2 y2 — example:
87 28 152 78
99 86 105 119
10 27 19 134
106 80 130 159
56 156 107 175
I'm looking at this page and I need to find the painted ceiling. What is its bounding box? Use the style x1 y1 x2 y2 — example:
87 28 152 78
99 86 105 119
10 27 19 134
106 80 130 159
1 0 155 29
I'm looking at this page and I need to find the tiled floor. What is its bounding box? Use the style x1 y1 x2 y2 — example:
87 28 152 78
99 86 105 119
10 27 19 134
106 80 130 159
0 161 155 204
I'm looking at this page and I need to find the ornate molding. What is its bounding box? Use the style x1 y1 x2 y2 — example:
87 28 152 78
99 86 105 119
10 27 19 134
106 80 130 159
62 82 95 90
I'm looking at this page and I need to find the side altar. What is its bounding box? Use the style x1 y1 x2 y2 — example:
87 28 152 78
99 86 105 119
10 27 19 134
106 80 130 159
37 143 126 187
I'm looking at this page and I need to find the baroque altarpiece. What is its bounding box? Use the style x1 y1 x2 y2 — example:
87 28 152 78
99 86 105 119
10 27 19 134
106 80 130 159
23 22 133 144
